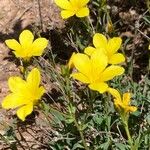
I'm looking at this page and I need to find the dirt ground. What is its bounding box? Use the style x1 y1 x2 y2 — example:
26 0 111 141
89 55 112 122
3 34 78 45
0 0 64 149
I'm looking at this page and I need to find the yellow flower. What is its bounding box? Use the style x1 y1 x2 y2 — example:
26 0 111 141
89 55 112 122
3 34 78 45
107 88 137 113
71 51 124 93
84 33 125 64
5 30 48 59
2 68 45 121
149 44 150 50
55 0 90 19
68 52 76 69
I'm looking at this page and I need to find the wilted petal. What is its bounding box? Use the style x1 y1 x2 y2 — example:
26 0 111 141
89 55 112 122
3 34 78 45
76 7 89 17
93 33 107 49
127 106 137 112
109 53 125 64
71 73 89 83
31 38 48 56
89 82 108 93
100 65 124 81
123 93 131 105
107 37 122 56
17 103 33 121
107 88 121 100
61 10 75 19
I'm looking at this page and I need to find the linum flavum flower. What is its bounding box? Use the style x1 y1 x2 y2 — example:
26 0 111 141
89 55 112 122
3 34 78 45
2 68 45 121
71 51 124 93
5 30 48 59
107 88 137 113
54 0 90 19
84 33 125 64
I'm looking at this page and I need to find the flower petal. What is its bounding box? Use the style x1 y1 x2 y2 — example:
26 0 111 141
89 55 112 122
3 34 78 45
68 52 76 69
72 53 91 76
2 93 26 109
76 7 89 17
109 53 125 64
84 46 96 56
61 10 75 19
89 82 108 93
107 37 122 56
16 103 33 121
8 77 26 93
107 88 121 100
100 65 124 81
27 68 41 88
79 0 90 6
123 93 131 105
93 33 107 49
19 30 34 49
91 50 108 75
127 106 137 112
31 38 48 56
55 0 71 9
5 39 21 52
71 73 89 83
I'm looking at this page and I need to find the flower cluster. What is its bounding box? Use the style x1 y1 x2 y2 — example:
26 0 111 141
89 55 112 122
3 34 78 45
69 33 125 93
2 30 47 121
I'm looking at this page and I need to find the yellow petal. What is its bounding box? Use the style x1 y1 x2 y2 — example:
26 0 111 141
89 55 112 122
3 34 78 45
5 39 21 52
19 30 34 48
27 68 41 88
68 52 76 69
91 50 108 75
127 106 137 112
107 37 122 56
84 46 96 56
107 88 121 100
89 82 108 93
123 92 131 105
76 7 89 17
2 93 26 109
31 38 48 56
100 65 124 81
79 0 90 6
61 10 75 19
8 77 26 93
109 53 125 64
71 73 89 83
93 33 107 49
36 86 46 100
17 103 33 121
55 0 71 9
73 53 91 76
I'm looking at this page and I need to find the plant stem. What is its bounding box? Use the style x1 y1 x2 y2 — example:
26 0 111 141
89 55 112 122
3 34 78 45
73 116 89 150
121 115 135 150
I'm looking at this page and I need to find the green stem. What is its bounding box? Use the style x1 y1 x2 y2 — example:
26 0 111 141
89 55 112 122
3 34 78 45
73 116 89 150
124 122 133 147
121 115 135 150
